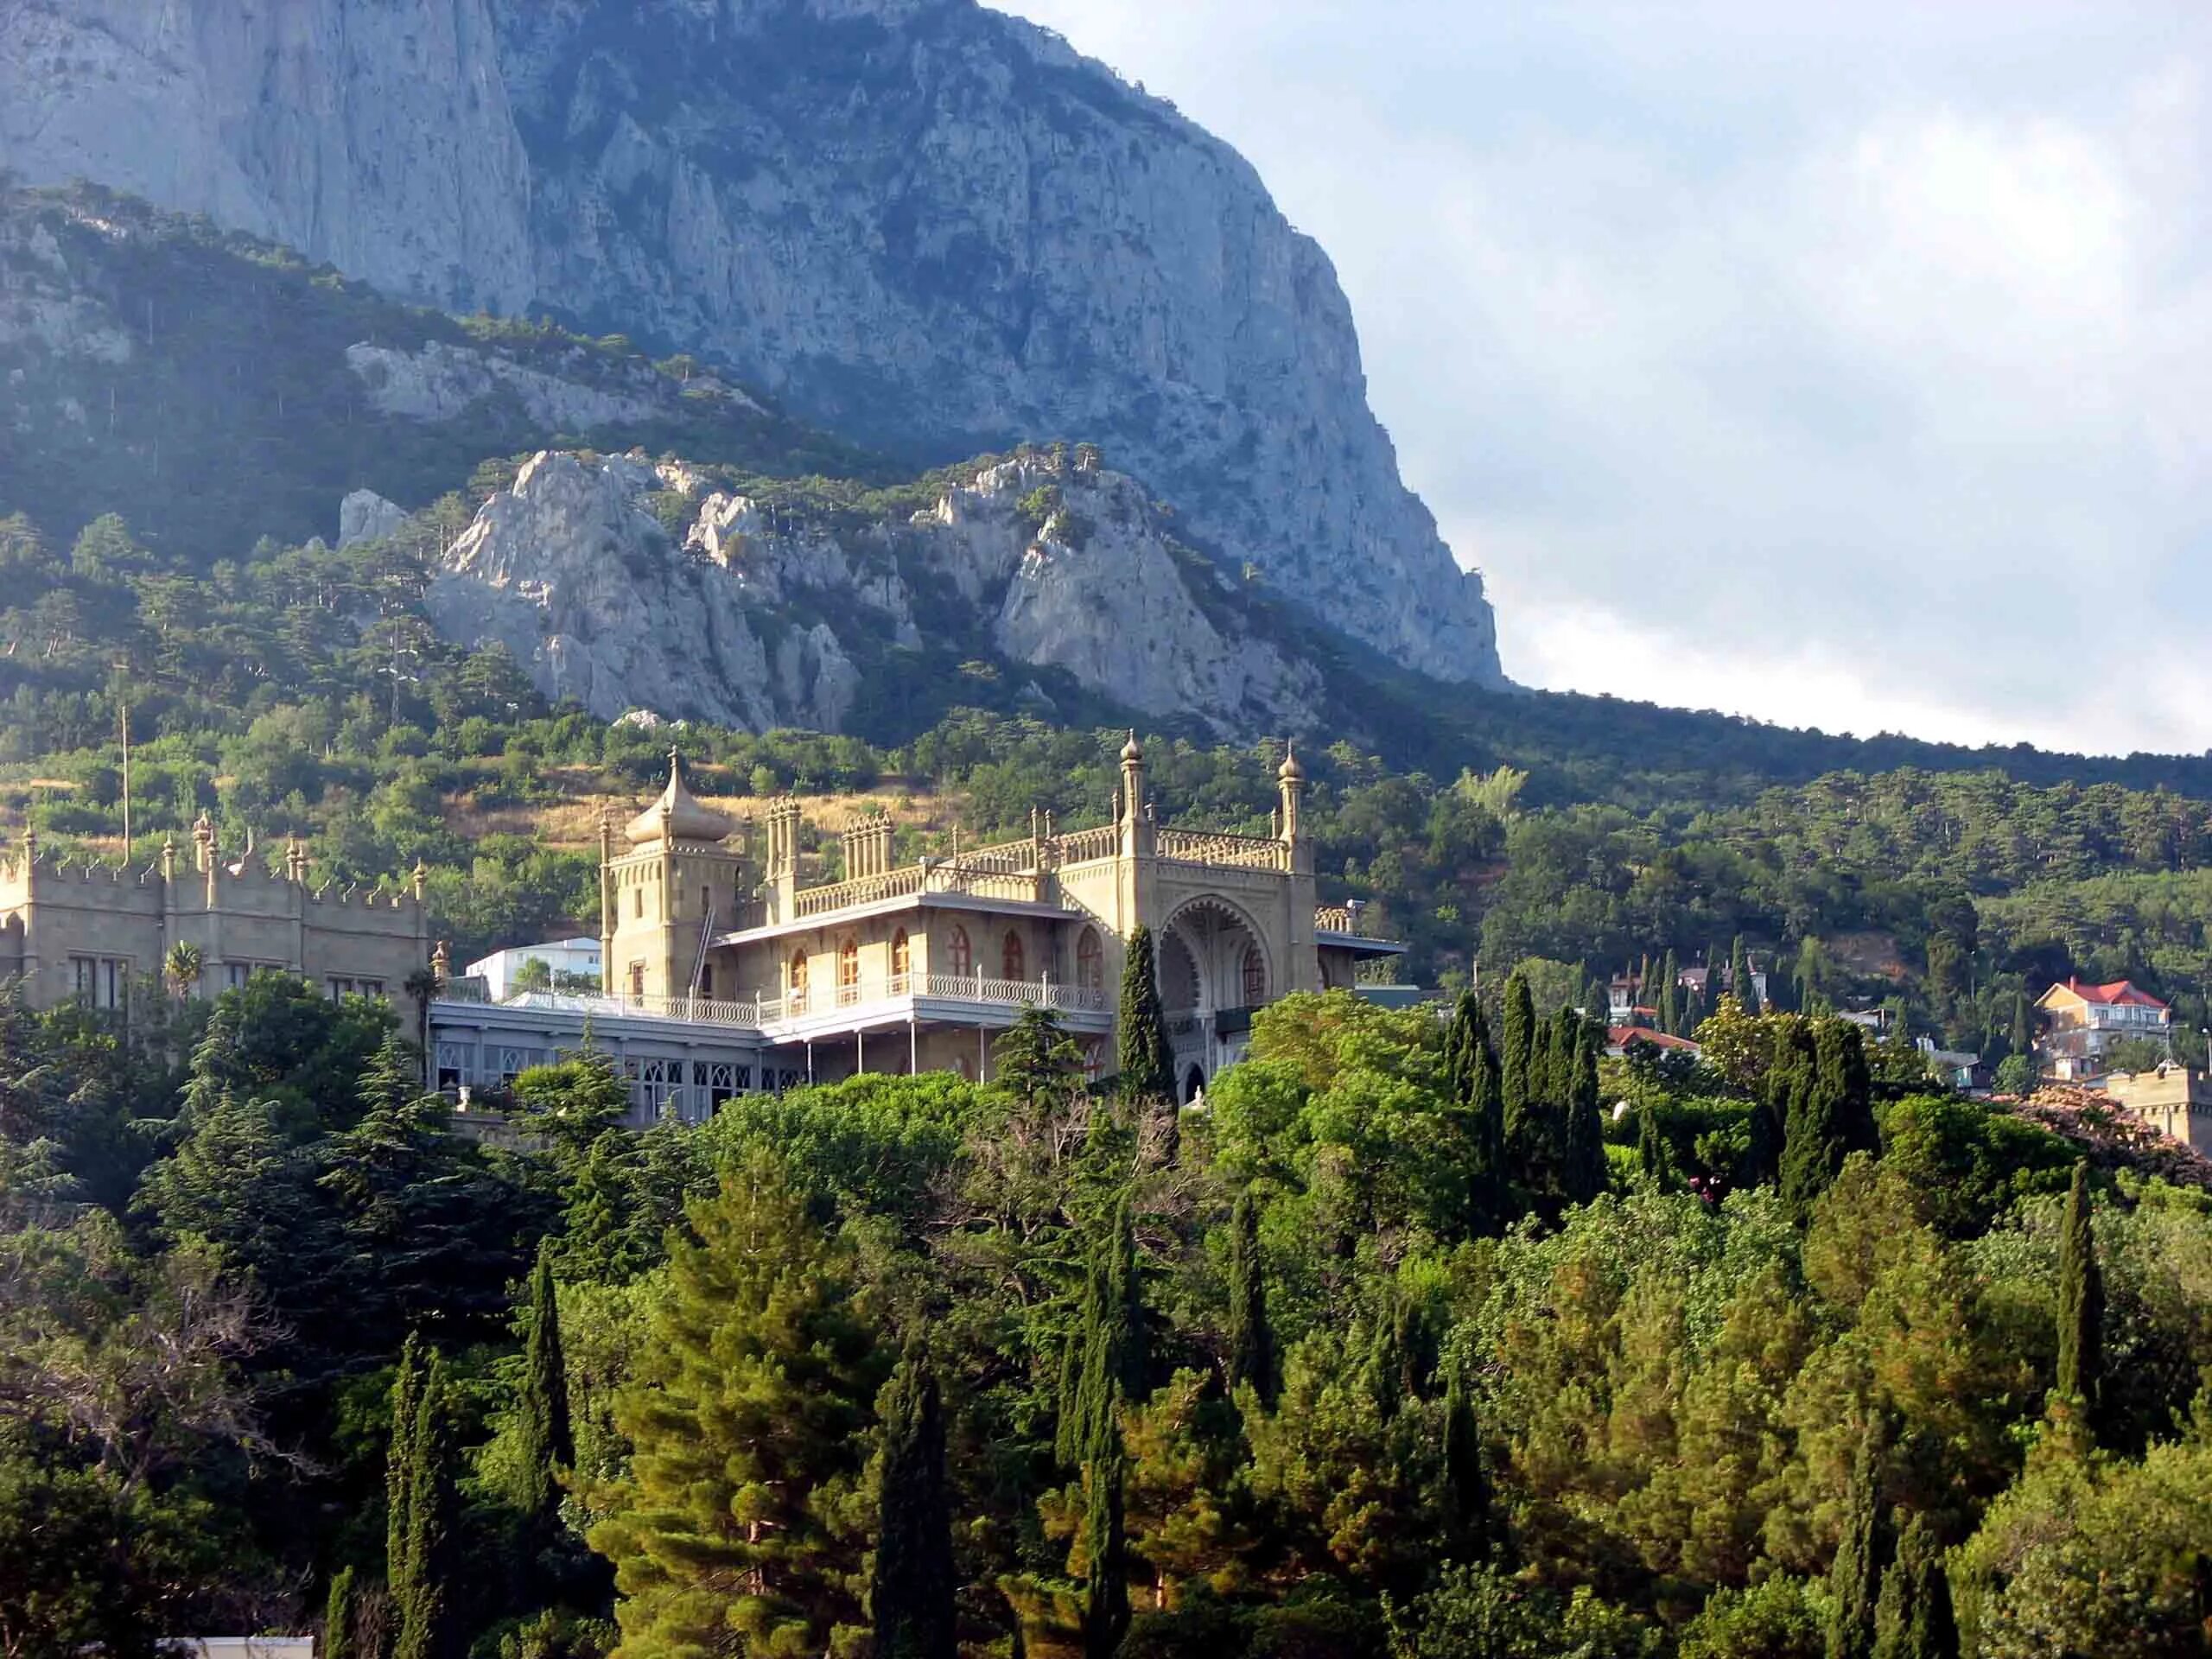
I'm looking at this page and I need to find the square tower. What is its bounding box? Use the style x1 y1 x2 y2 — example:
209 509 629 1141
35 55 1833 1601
602 751 750 1003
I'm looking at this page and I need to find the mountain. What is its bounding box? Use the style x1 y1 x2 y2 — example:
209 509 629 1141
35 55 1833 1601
0 0 1501 687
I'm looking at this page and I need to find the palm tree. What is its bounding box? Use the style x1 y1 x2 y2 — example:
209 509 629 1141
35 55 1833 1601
162 940 203 1001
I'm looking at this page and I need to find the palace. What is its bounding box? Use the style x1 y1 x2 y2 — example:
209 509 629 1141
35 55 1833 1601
430 738 1408 1122
0 816 433 1028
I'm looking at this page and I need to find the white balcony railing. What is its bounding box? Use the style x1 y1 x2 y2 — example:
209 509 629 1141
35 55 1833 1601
760 971 1107 1026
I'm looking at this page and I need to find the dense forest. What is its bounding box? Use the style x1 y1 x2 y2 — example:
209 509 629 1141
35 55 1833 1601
5 961 2209 1656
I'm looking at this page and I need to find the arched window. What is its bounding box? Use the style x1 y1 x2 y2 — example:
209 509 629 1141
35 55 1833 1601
789 950 810 1005
1243 944 1266 1007
1001 930 1025 982
838 936 860 998
948 926 971 977
1077 927 1104 993
892 928 911 979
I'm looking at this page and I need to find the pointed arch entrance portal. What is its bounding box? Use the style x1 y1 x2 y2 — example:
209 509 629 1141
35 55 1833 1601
1160 894 1272 1088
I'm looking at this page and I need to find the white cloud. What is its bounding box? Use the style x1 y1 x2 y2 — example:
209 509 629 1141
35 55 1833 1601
993 2 2212 756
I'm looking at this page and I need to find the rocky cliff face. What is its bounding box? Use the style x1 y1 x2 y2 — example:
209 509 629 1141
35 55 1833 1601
0 0 1502 686
419 448 1323 736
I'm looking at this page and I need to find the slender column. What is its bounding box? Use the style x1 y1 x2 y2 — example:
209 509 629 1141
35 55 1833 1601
909 1015 918 1075
857 1027 865 1076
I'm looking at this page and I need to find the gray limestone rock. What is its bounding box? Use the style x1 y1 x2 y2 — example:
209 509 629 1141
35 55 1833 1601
0 0 1503 687
338 490 409 549
422 448 1321 736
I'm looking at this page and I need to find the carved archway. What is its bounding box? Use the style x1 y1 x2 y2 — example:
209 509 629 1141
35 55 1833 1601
1162 893 1273 1014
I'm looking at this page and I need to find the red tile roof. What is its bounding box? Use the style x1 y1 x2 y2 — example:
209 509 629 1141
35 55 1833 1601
2053 977 2169 1011
1608 1026 1701 1052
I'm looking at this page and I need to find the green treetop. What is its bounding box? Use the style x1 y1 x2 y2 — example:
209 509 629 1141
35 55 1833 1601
588 1151 888 1659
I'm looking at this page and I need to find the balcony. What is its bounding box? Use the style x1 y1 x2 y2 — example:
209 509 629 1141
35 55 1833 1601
760 970 1110 1037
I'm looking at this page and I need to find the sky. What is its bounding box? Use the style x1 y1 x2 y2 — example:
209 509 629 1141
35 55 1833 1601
991 2 2212 757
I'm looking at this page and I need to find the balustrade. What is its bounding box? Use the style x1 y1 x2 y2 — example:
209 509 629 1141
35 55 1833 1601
1155 828 1287 869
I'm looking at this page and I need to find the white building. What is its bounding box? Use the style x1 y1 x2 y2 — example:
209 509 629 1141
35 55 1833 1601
465 936 602 1001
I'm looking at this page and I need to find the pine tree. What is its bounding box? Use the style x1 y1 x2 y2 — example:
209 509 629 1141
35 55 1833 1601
588 1152 888 1658
1782 1020 1878 1219
873 1347 957 1659
1441 1371 1494 1563
1225 1188 1277 1407
1116 927 1174 1102
1827 1423 1886 1659
512 1241 573 1527
1081 1421 1131 1659
1500 970 1537 1154
393 1351 454 1659
1562 1019 1607 1205
322 1566 358 1659
385 1333 425 1593
1872 1513 1960 1659
2055 1161 2104 1430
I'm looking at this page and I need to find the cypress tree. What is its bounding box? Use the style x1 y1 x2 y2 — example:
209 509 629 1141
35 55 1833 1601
2055 1161 2104 1428
394 1351 454 1659
1562 1019 1607 1205
1872 1514 1960 1659
322 1566 358 1659
1782 1020 1878 1219
1053 1316 1087 1471
1444 988 1482 1105
1074 1198 1146 1459
873 1347 957 1659
1441 1371 1494 1563
1446 992 1507 1230
1827 1424 1887 1659
1658 949 1681 1034
1225 1188 1277 1407
2009 990 2034 1070
1731 935 1761 1016
512 1240 573 1525
385 1333 425 1592
1081 1421 1131 1659
1364 1301 1406 1421
1500 970 1537 1152
1637 1101 1668 1184
1116 926 1173 1102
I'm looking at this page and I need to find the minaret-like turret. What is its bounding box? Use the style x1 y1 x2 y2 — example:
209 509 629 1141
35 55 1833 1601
1277 740 1306 859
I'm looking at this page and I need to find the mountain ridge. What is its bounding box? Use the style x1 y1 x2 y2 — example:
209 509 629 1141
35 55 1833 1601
0 0 1503 685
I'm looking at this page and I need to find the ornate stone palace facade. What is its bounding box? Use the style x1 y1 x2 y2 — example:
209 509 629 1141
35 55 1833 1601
432 739 1405 1123
0 817 433 1027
